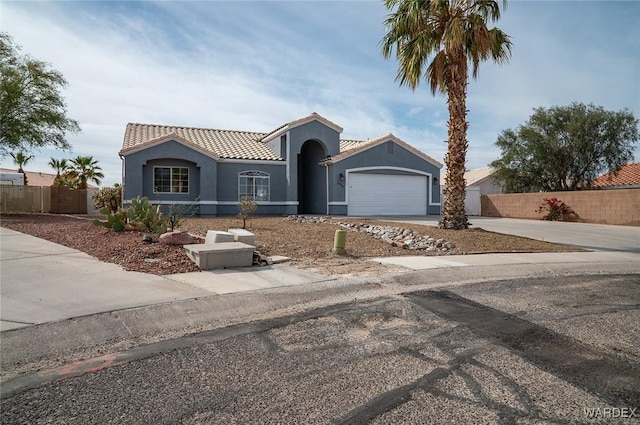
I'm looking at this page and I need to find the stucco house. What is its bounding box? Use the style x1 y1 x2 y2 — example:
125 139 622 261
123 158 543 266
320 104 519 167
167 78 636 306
119 113 442 216
439 167 504 216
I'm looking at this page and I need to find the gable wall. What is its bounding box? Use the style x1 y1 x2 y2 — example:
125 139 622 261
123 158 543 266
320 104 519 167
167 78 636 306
327 141 442 215
122 140 216 213
286 122 341 204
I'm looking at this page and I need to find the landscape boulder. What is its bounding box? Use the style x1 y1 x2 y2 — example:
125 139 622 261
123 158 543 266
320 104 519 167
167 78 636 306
159 231 196 246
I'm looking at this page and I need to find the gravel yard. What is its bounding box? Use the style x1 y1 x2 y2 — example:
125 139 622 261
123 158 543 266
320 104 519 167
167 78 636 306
1 213 581 277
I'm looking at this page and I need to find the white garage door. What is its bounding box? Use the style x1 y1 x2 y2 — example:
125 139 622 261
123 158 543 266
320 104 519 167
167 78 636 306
348 173 427 216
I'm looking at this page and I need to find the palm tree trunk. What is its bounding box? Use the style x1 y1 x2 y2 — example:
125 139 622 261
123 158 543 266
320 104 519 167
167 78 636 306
440 51 469 230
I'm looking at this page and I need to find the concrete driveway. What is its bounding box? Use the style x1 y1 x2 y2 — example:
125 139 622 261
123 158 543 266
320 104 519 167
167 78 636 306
379 215 640 253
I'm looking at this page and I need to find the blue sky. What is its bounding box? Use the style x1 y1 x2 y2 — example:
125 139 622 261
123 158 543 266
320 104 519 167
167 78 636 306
1 0 639 186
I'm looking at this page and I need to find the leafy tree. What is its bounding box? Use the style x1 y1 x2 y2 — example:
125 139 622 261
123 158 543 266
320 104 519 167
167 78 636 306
491 103 638 192
9 151 33 185
0 32 80 156
381 0 512 229
68 155 104 189
48 157 70 186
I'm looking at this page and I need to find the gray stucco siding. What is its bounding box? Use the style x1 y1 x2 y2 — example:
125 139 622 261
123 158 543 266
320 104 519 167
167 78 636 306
122 140 216 205
216 162 287 202
327 141 441 206
216 203 295 216
288 122 341 157
286 122 341 204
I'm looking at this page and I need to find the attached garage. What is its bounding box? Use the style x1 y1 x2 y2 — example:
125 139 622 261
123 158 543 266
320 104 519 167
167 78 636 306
347 172 427 216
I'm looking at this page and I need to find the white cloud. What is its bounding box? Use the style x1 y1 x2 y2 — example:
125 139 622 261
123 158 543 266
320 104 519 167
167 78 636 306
1 0 638 185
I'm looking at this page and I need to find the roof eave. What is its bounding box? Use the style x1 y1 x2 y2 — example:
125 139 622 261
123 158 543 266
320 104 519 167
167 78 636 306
119 133 221 161
325 134 443 168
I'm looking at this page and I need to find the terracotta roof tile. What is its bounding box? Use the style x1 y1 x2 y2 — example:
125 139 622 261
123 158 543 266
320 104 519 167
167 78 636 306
591 162 640 188
120 116 442 168
120 123 280 161
0 168 98 188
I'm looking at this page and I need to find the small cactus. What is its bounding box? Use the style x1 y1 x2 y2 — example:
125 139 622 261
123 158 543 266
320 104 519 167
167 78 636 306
93 207 127 232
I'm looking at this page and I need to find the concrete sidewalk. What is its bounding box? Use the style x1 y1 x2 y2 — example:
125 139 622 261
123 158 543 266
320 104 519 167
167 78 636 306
370 250 640 270
0 227 333 331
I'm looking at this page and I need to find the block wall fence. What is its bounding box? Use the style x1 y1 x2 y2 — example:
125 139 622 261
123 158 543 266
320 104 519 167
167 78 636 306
481 188 640 226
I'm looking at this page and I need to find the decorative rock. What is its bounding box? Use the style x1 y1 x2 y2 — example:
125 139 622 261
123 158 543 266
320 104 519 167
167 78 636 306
159 231 195 246
284 215 458 255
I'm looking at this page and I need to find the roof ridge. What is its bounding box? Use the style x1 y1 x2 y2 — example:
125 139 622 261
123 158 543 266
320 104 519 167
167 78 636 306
126 122 267 136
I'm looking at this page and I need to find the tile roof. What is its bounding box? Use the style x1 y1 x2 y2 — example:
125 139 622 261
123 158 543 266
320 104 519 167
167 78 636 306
466 167 496 186
591 162 640 188
339 139 377 154
260 112 344 143
119 115 441 168
0 168 98 188
440 167 497 187
120 124 279 161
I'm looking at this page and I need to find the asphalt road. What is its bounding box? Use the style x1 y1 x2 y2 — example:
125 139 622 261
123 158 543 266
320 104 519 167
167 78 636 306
2 273 639 424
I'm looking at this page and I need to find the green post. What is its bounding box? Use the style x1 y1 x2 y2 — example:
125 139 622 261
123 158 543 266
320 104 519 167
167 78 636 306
334 229 347 254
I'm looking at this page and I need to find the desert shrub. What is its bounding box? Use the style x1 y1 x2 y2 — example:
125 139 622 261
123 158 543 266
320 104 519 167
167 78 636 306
92 184 122 213
166 199 200 231
238 196 258 229
536 198 576 221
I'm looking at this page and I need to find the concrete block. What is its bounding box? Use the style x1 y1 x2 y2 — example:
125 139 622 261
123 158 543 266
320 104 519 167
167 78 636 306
205 230 235 244
184 242 254 270
228 228 256 246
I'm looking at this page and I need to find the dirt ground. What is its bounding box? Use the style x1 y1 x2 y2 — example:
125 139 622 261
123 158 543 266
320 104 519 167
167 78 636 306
1 214 581 278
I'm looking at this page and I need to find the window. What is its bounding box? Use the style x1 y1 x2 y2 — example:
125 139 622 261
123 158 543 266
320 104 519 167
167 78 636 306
154 167 189 193
239 171 270 201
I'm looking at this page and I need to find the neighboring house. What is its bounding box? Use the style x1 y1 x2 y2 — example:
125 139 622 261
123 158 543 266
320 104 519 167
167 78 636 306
591 162 640 189
439 167 503 215
119 113 443 216
0 168 98 188
1 168 57 186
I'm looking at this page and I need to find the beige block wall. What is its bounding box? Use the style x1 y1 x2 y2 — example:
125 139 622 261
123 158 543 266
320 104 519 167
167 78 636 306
481 188 640 226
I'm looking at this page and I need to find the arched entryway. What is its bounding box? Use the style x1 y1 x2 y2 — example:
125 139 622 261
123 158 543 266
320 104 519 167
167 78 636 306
298 140 326 214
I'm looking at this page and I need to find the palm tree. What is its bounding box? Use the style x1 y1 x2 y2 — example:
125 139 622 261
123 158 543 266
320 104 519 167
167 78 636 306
68 156 104 189
381 0 512 229
10 151 34 185
48 158 70 186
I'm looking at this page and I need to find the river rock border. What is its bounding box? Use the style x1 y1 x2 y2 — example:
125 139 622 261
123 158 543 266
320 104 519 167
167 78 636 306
285 215 457 254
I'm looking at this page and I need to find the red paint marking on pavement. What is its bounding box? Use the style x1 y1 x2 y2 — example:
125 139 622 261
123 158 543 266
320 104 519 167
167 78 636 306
35 353 128 381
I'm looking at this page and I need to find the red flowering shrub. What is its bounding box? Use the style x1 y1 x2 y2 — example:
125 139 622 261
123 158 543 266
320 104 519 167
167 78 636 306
536 198 576 221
